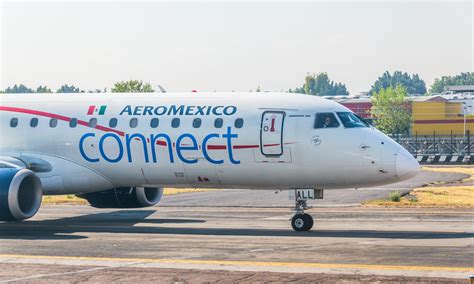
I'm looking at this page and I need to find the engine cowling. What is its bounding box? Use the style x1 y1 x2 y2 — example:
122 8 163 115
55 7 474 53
0 168 43 221
78 187 163 208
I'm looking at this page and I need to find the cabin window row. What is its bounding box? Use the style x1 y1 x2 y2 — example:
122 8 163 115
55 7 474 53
9 117 245 129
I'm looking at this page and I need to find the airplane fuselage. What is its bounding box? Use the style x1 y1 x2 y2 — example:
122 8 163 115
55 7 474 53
0 92 419 196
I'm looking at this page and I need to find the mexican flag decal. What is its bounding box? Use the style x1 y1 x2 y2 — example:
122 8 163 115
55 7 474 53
87 105 107 115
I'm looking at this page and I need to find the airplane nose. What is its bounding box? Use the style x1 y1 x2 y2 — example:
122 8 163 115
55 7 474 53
396 148 420 180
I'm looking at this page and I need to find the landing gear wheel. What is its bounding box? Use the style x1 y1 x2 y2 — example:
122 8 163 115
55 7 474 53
291 213 313 231
291 197 314 231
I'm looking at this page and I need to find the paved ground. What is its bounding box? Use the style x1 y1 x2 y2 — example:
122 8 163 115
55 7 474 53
161 170 468 207
0 169 472 283
0 206 472 283
0 264 467 283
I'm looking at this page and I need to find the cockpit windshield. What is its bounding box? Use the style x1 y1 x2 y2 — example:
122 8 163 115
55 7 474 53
336 112 370 128
314 113 340 129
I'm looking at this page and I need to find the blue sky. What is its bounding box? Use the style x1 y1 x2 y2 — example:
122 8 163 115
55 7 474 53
1 1 472 94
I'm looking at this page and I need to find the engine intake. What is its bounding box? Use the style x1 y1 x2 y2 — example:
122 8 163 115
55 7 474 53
0 168 43 221
78 187 163 208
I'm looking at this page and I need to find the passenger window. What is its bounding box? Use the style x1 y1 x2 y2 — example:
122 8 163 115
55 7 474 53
314 113 340 129
109 118 118 128
214 118 223 128
49 118 58 128
234 118 244 128
69 118 77 128
10 118 18 128
193 118 202 128
30 118 38 128
150 118 159 128
130 118 138 128
89 118 97 128
336 112 369 128
171 118 180 128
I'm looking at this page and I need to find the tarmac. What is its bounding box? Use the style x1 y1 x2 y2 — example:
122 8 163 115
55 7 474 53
0 170 473 283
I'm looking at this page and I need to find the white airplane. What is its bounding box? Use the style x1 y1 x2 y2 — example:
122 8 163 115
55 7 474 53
0 92 419 231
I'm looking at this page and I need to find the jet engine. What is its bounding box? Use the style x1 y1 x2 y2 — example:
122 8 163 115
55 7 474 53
78 187 164 208
0 167 43 221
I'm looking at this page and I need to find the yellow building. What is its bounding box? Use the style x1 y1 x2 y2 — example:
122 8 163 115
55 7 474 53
411 96 474 136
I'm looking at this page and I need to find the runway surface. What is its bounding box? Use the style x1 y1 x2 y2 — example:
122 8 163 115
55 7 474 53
0 206 472 282
0 170 472 283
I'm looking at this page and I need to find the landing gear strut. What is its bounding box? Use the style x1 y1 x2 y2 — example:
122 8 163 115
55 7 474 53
291 199 313 231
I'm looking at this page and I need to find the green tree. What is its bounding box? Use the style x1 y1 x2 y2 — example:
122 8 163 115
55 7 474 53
5 84 35 93
303 74 316 95
430 72 474 94
371 71 426 95
370 85 412 135
295 73 349 96
57 84 83 93
111 80 154 93
36 85 52 93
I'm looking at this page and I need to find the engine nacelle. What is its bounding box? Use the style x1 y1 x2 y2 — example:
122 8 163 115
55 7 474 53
0 167 43 221
78 187 163 208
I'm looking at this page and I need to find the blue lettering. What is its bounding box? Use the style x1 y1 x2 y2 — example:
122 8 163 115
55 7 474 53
176 134 198 164
168 105 184 115
196 106 206 115
154 106 167 115
150 133 174 163
202 133 224 164
99 133 123 163
143 106 153 116
224 106 237 115
125 133 149 163
133 106 143 115
119 105 236 116
80 129 241 165
222 127 240 164
79 133 99 163
185 106 195 115
120 105 132 115
212 106 224 115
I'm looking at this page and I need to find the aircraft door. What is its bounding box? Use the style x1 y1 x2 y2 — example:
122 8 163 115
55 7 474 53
260 111 285 156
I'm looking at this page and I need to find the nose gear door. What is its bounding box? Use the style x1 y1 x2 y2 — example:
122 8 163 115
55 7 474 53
260 111 285 156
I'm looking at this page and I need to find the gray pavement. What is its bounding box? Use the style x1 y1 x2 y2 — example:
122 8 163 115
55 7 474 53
0 169 472 283
161 170 468 207
0 206 472 282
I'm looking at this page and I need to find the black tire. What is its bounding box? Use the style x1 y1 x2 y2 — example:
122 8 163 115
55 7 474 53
291 214 314 231
292 214 306 231
303 213 314 231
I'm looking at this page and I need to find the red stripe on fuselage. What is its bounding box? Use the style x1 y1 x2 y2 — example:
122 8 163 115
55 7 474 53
0 106 72 122
0 106 125 136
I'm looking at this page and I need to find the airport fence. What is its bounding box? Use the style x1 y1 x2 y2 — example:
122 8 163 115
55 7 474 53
390 131 474 164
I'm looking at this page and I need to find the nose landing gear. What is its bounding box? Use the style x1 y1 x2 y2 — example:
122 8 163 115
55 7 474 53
291 199 314 231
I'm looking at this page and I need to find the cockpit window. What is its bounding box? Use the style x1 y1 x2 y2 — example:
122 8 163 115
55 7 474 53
314 113 340 129
337 112 370 128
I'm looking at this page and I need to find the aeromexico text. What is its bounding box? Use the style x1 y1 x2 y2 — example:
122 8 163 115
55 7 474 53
120 105 237 116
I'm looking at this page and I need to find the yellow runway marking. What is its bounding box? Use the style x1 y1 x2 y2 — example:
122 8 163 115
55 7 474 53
0 254 471 272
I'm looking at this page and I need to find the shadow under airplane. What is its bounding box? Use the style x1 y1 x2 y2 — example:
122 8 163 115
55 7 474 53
0 209 472 240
